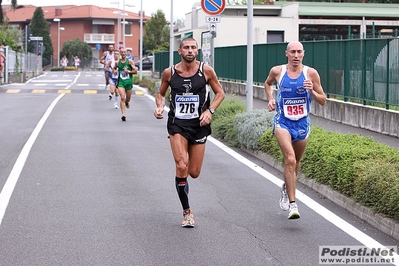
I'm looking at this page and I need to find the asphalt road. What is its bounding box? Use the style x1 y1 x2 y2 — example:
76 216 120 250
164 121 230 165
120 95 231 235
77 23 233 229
0 71 398 266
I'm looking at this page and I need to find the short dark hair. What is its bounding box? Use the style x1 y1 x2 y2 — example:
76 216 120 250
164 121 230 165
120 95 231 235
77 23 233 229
179 37 198 49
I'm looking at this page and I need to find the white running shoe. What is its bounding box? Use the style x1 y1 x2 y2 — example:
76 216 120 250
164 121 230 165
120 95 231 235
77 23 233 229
279 183 289 211
288 202 300 219
114 104 119 109
182 209 195 228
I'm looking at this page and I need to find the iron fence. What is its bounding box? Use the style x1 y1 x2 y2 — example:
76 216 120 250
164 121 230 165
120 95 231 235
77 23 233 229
155 38 399 110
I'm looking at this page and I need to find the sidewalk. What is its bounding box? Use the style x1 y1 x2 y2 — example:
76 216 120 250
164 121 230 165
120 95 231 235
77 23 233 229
236 95 399 241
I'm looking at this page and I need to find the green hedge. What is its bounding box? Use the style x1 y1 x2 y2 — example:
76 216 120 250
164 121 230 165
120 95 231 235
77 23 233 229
212 97 399 222
211 96 246 146
50 66 76 71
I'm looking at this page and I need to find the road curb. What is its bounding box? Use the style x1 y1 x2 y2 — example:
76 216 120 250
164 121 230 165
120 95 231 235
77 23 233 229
242 148 399 242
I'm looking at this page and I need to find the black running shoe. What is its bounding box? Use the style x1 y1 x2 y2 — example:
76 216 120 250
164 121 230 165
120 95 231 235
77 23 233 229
109 95 112 100
125 101 130 109
121 116 126 122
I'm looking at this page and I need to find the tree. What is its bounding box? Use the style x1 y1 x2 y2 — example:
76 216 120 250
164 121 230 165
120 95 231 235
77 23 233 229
0 0 17 23
0 18 20 50
29 7 53 66
61 38 92 68
143 10 170 55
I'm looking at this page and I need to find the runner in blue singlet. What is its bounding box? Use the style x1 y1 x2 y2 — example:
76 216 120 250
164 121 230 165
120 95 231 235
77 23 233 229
264 41 327 220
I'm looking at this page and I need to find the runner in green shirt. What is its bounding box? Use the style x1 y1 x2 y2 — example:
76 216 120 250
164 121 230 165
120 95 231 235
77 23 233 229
115 47 137 121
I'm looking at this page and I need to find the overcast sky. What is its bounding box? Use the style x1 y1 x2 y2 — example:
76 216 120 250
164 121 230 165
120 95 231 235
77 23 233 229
11 0 201 21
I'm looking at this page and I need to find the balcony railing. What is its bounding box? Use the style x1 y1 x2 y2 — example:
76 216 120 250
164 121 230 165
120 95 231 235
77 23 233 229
84 34 115 44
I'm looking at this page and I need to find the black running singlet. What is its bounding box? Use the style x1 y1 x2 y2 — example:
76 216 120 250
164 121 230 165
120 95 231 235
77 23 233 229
168 62 210 126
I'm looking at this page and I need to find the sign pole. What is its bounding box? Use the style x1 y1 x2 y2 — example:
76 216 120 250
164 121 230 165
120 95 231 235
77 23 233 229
201 0 225 69
246 0 253 112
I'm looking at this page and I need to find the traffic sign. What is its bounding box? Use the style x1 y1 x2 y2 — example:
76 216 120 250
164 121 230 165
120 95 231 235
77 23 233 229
201 0 226 16
95 43 101 50
206 16 221 23
30 36 43 41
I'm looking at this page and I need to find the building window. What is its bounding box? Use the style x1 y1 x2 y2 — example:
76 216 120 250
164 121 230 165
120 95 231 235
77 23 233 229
267 31 284 43
125 23 132 36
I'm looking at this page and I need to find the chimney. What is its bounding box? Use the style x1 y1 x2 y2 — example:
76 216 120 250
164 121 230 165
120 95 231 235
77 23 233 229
55 6 62 16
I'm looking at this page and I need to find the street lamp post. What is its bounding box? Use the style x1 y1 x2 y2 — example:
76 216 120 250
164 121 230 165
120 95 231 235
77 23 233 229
53 18 60 67
139 0 143 80
170 0 174 67
123 0 126 48
111 1 121 48
123 3 135 48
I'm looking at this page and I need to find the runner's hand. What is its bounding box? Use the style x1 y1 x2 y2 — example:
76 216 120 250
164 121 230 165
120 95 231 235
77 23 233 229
154 108 164 119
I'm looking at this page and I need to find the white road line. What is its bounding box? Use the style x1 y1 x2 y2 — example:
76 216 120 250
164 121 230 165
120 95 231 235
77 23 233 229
65 71 81 90
72 72 81 84
31 80 72 83
208 138 398 261
0 94 65 226
26 73 46 83
144 91 399 263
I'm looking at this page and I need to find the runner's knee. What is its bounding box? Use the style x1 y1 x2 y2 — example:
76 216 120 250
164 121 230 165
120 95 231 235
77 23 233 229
189 169 201 179
285 154 296 170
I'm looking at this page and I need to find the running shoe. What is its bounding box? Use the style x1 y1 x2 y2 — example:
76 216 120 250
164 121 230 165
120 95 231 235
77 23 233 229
125 101 130 109
114 104 119 109
182 209 194 228
109 94 112 100
279 183 289 211
288 202 300 219
104 85 108 90
121 116 126 122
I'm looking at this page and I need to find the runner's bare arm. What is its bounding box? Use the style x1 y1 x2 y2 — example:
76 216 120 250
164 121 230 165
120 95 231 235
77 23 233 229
154 67 171 119
306 68 327 106
264 66 281 111
129 59 137 74
200 65 225 126
99 52 106 65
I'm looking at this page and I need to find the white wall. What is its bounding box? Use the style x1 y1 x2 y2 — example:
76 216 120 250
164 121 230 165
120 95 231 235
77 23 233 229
213 17 299 48
176 3 300 49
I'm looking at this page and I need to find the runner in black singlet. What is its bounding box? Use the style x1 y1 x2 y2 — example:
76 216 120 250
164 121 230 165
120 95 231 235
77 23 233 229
154 37 225 227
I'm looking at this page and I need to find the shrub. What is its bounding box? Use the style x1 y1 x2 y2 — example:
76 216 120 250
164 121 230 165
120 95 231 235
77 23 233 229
50 66 75 71
211 95 246 146
234 109 275 149
258 130 284 163
139 78 153 88
258 125 399 221
354 160 399 220
133 74 140 84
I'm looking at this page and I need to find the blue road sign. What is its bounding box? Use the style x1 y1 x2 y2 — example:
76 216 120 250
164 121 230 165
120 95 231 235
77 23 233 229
96 44 101 50
201 0 226 16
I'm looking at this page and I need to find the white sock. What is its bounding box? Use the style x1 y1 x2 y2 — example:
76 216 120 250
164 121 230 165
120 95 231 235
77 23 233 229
114 96 119 105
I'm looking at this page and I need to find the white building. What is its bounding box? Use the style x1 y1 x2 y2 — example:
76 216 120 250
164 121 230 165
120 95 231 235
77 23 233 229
173 3 300 49
172 2 399 49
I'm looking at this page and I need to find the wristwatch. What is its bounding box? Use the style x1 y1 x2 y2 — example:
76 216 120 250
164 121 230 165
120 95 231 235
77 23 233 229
208 107 215 114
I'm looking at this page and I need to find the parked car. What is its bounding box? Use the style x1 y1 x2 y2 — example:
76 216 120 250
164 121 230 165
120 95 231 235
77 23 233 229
134 56 153 71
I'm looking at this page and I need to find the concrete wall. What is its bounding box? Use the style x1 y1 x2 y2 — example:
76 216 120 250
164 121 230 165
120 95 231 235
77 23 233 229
220 80 399 138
